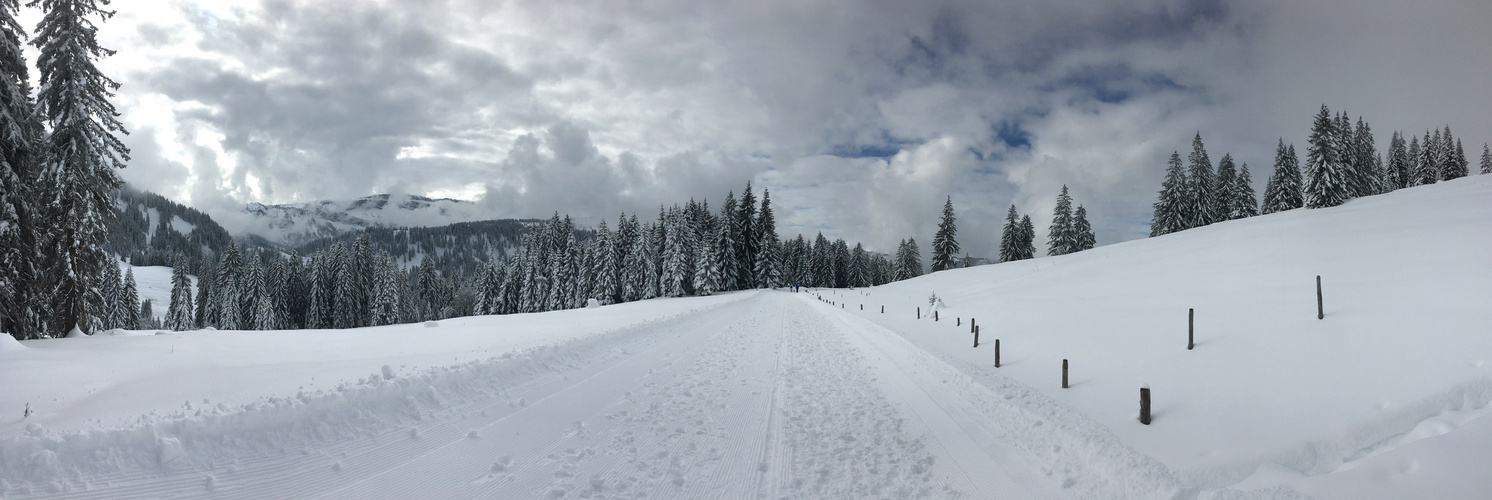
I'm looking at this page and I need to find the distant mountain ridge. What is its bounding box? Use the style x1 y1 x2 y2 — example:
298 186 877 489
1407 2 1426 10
242 193 491 247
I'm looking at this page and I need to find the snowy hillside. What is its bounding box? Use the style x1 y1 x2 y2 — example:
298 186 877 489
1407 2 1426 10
240 193 492 247
2 176 1489 499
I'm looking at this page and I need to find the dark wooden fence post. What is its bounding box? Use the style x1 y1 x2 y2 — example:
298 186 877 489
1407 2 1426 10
971 318 976 333
860 304 863 310
1317 275 1324 320
1188 308 1195 350
1140 386 1151 425
917 306 920 319
934 310 939 321
994 339 1000 367
957 317 961 326
1062 359 1069 389
881 305 884 313
973 325 979 348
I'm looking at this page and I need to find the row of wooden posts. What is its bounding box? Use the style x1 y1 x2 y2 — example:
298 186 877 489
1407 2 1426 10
826 275 1328 426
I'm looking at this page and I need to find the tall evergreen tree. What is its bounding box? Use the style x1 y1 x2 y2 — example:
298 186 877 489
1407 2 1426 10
1353 118 1378 196
370 255 403 325
899 237 923 279
193 261 213 328
1150 152 1188 235
930 196 959 271
1413 132 1436 186
735 182 756 289
999 205 1020 262
217 244 244 330
754 189 780 288
98 260 119 328
119 267 139 330
1072 205 1095 251
1185 133 1216 227
1214 154 1237 220
1386 132 1410 190
33 0 131 333
1305 105 1350 208
0 0 47 338
1016 216 1036 260
1481 144 1491 175
1232 162 1258 218
1445 135 1468 180
1047 186 1076 255
165 255 194 331
849 243 869 288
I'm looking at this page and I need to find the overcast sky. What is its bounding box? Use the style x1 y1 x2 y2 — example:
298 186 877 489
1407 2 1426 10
40 0 1492 257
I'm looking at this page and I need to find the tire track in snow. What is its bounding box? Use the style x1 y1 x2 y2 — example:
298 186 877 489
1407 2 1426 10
807 294 1068 499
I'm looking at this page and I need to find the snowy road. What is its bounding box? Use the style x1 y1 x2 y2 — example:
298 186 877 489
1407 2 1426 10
15 292 1072 499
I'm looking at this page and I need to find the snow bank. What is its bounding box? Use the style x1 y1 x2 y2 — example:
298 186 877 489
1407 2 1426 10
0 292 750 490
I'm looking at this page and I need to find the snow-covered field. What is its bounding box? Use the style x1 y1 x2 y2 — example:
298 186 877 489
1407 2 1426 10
3 176 1490 499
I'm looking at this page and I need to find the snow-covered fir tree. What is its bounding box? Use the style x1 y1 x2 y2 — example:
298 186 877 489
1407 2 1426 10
1232 162 1258 219
692 221 722 296
1386 132 1410 191
831 239 850 287
98 261 120 329
1185 133 1217 228
754 189 780 288
1016 215 1036 260
1443 128 1467 180
165 256 194 331
900 237 923 279
216 245 244 330
371 255 404 325
1151 152 1188 235
930 196 959 272
1072 205 1095 251
1214 154 1237 220
1047 187 1077 255
1305 105 1350 208
791 234 811 287
592 220 618 304
734 183 757 289
193 262 213 328
994 205 1016 262
34 0 130 334
0 0 47 338
1353 118 1379 196
1481 144 1491 175
1261 142 1304 215
1413 131 1436 186
119 267 139 330
662 207 688 297
849 243 869 288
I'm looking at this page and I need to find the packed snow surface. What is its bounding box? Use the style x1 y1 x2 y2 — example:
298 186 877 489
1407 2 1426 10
3 176 1491 498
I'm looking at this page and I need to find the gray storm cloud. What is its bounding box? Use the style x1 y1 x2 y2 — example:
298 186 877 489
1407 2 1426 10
94 0 1491 257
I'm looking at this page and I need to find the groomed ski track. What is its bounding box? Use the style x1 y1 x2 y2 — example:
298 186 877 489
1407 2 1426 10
11 291 1088 499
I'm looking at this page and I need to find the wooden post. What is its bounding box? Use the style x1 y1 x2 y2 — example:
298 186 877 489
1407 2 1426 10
957 317 961 326
917 307 920 319
1062 359 1069 389
973 325 979 348
935 310 939 322
881 305 884 313
1188 308 1195 350
860 304 863 310
1316 275 1324 320
1139 386 1151 425
971 318 976 333
994 339 1000 367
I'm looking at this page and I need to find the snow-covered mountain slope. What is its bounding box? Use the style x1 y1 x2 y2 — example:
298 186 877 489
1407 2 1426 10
849 174 1492 497
2 176 1489 499
240 193 492 247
